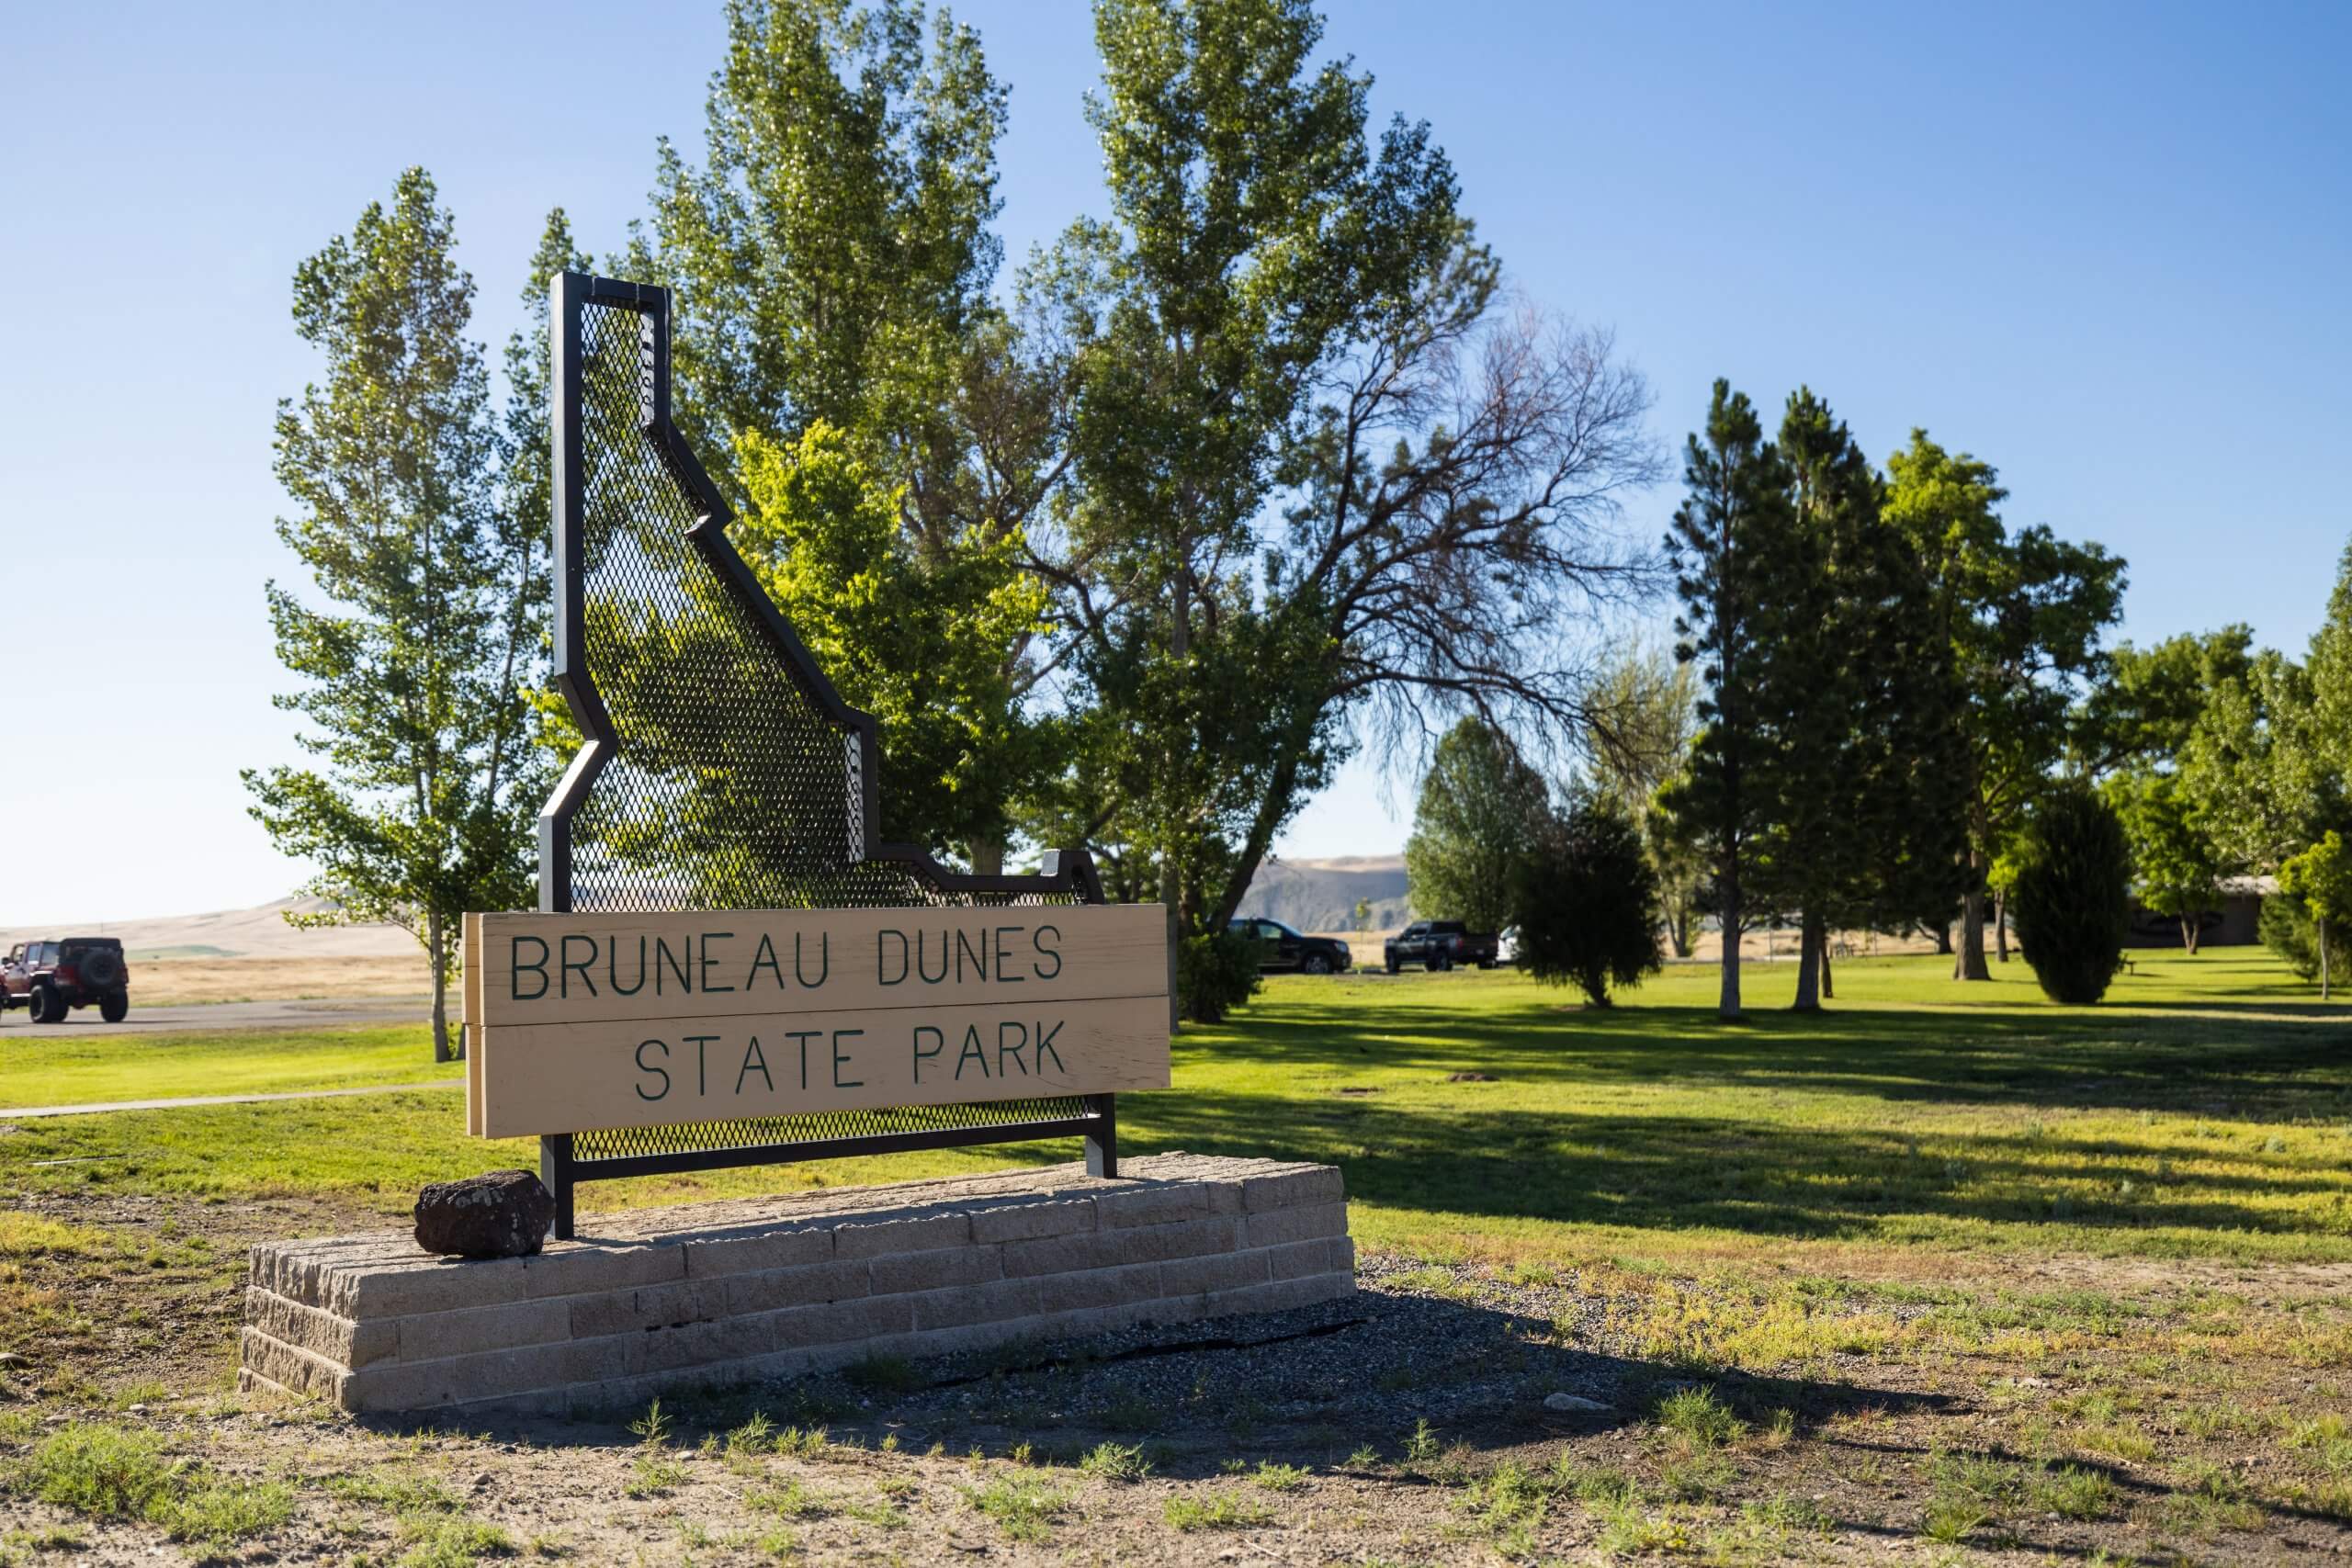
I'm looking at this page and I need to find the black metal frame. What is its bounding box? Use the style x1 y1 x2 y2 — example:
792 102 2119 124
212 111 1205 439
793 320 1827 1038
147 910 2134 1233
535 272 1117 1239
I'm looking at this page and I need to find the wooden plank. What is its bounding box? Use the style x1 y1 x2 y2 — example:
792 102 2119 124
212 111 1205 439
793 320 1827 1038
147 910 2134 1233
462 913 483 1137
466 904 1168 1032
474 993 1171 1140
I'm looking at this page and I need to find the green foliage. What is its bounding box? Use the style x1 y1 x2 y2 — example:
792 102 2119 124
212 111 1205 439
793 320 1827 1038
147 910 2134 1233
959 1474 1069 1540
1748 389 1969 1005
1510 792 1661 1007
1077 1442 1152 1483
1663 380 1792 1017
2280 832 2352 926
733 423 1051 856
2279 832 2352 997
243 168 547 1061
1883 429 2125 976
1585 641 1703 955
2258 894 2352 982
1404 717 1551 933
639 0 1006 458
1025 0 1656 953
2012 784 2132 1004
2108 769 2226 950
1162 1488 1275 1531
1178 930 1262 1026
14 1422 290 1546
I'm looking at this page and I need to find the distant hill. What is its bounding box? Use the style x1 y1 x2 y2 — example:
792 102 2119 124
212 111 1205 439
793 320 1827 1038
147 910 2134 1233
0 897 415 960
1234 854 1411 934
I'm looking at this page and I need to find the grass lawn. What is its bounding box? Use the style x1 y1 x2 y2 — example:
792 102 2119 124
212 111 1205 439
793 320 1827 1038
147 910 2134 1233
6 946 2352 1563
7 948 2349 1268
0 1024 449 1109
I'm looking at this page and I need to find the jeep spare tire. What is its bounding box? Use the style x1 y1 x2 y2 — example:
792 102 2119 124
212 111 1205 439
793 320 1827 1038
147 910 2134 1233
79 950 123 988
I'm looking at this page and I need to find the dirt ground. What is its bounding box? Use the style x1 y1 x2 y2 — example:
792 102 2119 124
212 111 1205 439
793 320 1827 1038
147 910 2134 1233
5 1189 2349 1564
128 957 427 1008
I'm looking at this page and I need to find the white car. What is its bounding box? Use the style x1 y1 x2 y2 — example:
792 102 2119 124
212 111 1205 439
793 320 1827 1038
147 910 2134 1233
1495 926 1520 966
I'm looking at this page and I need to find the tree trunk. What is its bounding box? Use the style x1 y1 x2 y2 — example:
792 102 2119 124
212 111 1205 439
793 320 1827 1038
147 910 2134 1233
1792 908 1825 1011
1994 889 2009 962
968 840 1004 877
1822 938 1836 1000
1718 859 1744 1021
1935 921 1952 955
2323 915 2331 1002
2181 913 2199 955
427 908 453 1065
1954 853 1992 980
1669 903 1693 960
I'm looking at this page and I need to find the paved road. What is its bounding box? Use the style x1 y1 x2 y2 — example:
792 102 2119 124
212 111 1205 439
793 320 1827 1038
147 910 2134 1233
0 996 428 1038
0 1079 464 1120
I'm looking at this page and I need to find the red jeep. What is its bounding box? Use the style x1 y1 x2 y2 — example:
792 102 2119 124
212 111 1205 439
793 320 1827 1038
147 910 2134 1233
2 937 130 1023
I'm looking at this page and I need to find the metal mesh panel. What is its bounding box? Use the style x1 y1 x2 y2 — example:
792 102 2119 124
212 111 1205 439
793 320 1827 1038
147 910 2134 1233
562 296 1085 1168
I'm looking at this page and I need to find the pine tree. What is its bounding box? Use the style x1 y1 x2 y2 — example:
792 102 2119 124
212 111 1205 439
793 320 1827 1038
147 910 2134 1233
1663 382 1793 1021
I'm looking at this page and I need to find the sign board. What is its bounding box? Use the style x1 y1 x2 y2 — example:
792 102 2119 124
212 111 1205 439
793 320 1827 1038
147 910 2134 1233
463 905 1171 1140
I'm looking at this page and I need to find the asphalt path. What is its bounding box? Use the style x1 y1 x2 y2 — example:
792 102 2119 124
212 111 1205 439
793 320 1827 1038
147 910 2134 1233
0 996 429 1038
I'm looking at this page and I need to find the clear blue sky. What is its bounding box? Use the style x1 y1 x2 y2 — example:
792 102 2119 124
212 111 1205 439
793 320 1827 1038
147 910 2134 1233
4 0 2346 924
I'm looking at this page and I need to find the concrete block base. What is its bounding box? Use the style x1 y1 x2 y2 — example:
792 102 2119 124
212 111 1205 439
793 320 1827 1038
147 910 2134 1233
239 1153 1351 1418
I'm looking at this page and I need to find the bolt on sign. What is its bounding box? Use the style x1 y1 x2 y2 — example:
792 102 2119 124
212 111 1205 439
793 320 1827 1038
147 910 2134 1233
462 906 1170 1141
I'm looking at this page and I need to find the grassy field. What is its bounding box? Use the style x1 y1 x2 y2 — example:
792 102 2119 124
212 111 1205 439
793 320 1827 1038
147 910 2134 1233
0 1024 449 1108
5 947 2352 1563
9 949 2349 1266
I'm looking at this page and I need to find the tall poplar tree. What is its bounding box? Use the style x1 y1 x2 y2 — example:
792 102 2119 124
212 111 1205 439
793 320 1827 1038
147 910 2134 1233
243 169 544 1062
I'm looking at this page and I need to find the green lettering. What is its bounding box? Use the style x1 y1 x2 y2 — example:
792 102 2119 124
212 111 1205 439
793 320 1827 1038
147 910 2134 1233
878 929 909 986
700 931 736 993
955 1023 989 1079
634 1039 670 1100
608 934 647 996
831 1029 865 1089
560 934 598 998
787 1030 820 1090
997 1020 1028 1076
735 1036 772 1094
1035 1018 1068 1075
656 936 691 995
994 926 1024 983
1032 924 1062 980
511 936 548 1001
912 1024 944 1083
748 932 786 991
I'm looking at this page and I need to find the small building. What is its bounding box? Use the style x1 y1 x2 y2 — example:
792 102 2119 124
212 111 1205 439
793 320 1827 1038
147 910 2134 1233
2124 874 2273 948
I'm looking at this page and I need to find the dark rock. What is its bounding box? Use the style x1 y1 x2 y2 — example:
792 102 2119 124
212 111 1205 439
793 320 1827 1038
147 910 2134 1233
413 1169 554 1258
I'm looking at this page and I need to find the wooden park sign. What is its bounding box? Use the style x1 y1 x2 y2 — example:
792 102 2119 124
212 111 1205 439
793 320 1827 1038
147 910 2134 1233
492 272 1169 1238
462 906 1170 1141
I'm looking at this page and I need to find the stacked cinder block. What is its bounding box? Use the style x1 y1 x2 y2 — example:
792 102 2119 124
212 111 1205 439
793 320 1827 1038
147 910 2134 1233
240 1152 1351 1417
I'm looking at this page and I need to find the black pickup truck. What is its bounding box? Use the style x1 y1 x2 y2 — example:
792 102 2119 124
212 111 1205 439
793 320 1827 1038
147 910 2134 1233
1383 919 1498 974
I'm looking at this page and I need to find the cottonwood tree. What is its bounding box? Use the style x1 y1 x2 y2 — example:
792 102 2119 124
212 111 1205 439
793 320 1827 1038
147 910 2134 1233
2108 770 2225 953
1883 432 2124 981
630 0 1060 868
2280 832 2352 1000
243 169 545 1062
1584 640 1702 956
1405 716 1552 935
1028 0 1659 962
